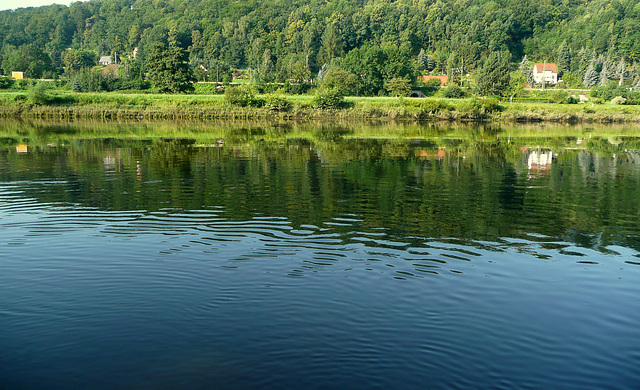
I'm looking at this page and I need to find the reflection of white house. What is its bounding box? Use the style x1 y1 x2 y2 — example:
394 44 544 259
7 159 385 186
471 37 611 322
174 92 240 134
532 63 558 85
528 150 554 170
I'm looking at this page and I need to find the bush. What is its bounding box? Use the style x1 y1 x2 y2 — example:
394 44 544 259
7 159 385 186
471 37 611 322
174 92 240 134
311 88 344 109
0 76 14 89
385 77 412 97
611 96 627 105
424 78 442 87
481 97 503 113
28 83 53 105
548 90 568 104
284 81 311 95
441 84 465 98
224 85 264 107
456 99 481 114
264 94 291 111
418 99 453 114
321 68 359 96
194 82 224 94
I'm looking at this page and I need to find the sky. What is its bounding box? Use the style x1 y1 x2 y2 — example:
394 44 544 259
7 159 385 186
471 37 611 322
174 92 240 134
0 0 88 11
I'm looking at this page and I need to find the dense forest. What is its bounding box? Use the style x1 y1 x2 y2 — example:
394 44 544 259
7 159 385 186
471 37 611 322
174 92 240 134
1 0 640 94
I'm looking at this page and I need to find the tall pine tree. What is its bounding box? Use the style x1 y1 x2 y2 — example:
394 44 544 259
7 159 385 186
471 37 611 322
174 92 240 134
476 51 511 96
556 41 571 76
147 29 195 93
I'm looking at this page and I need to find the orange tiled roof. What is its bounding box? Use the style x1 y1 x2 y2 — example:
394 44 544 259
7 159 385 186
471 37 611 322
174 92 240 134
534 63 558 73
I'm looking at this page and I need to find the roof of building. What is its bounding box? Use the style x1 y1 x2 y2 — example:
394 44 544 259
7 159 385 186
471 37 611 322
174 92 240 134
421 75 449 86
99 56 112 63
534 63 558 73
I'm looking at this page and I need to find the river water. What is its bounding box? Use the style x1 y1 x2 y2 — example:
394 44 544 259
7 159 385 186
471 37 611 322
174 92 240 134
1 122 639 389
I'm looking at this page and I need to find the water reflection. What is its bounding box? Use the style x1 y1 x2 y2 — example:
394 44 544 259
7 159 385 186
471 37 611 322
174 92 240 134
2 121 640 254
2 121 640 389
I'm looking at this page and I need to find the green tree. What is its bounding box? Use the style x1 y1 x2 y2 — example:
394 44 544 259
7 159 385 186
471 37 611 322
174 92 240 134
63 49 96 72
146 30 194 93
556 41 571 77
476 51 512 97
385 77 412 97
321 68 358 96
583 63 599 87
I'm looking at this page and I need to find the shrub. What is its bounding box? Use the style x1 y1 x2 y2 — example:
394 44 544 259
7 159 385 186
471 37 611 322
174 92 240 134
28 83 53 105
224 85 264 107
0 76 14 89
548 90 568 104
419 99 453 114
424 78 442 87
264 94 291 111
611 96 627 105
385 77 412 97
481 97 503 113
441 84 465 98
456 99 481 114
284 81 311 95
311 88 344 109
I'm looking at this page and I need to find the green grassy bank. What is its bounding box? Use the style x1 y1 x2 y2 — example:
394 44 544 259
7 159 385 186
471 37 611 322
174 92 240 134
2 90 640 123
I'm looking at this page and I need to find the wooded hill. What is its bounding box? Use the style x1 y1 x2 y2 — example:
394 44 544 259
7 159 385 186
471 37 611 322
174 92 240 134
1 0 640 93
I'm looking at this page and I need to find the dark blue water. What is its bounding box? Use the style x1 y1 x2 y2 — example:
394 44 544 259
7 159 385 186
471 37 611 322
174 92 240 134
1 132 640 389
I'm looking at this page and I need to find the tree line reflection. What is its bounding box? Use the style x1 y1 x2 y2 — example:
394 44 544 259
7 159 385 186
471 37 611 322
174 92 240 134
2 123 640 252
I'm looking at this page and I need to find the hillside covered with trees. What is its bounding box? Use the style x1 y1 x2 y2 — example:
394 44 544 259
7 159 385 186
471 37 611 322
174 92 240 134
1 0 640 95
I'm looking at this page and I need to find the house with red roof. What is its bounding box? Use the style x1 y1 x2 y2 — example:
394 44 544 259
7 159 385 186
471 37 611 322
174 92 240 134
532 63 558 85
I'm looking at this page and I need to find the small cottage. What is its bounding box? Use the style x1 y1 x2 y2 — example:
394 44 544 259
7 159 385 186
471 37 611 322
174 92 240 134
99 56 113 66
11 71 25 79
532 63 558 85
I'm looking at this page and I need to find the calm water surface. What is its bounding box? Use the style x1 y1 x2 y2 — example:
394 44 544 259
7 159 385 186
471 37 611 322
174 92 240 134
1 122 640 389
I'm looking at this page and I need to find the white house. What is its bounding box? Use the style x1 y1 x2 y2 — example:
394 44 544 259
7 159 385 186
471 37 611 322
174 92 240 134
532 63 558 85
99 56 113 66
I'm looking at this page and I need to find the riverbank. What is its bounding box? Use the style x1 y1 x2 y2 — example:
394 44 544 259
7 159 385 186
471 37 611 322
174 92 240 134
2 91 640 123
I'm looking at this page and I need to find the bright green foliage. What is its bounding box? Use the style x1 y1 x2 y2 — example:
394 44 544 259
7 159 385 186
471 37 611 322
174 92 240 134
224 85 263 107
506 70 526 99
385 77 412 97
28 82 52 105
263 94 290 111
441 84 466 98
1 43 53 78
475 51 512 97
147 32 194 93
63 49 96 72
342 43 415 96
2 0 640 91
311 88 344 109
321 68 359 96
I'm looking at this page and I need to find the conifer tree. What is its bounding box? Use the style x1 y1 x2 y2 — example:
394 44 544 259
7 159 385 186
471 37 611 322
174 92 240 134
417 49 426 71
583 62 599 87
557 41 571 76
476 51 511 96
598 63 609 86
147 29 194 93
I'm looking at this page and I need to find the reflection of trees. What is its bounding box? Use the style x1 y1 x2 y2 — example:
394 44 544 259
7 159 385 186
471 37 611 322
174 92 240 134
3 135 640 253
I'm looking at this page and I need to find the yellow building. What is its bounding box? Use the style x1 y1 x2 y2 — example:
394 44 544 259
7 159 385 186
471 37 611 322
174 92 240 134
11 71 25 80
